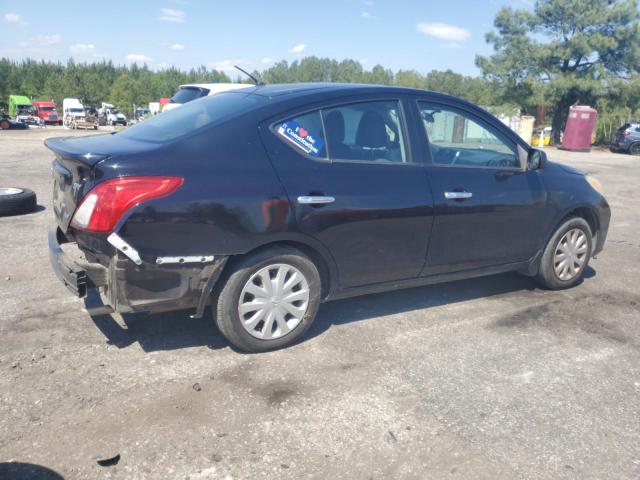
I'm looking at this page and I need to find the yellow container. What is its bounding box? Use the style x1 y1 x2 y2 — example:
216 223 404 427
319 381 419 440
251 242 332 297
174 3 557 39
531 128 551 146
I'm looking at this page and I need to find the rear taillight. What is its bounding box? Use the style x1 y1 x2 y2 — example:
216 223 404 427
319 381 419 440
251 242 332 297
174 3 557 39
71 176 183 233
622 130 631 136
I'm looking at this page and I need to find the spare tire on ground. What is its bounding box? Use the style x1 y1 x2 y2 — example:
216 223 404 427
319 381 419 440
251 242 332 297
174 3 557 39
0 188 37 216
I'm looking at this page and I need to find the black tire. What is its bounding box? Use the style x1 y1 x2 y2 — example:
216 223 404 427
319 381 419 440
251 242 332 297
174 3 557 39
0 188 37 216
214 246 322 352
0 119 9 130
629 143 640 155
536 217 592 290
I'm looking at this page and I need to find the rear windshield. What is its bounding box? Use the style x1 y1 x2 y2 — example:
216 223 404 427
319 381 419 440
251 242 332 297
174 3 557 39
170 86 210 104
118 92 265 142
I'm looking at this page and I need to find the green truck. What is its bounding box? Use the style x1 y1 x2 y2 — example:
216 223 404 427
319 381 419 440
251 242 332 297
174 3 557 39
8 95 41 126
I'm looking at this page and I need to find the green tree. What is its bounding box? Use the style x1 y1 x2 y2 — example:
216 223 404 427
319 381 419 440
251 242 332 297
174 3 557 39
477 0 640 142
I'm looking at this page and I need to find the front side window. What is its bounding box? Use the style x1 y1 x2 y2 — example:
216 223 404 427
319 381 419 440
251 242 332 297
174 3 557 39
419 102 519 168
322 101 407 163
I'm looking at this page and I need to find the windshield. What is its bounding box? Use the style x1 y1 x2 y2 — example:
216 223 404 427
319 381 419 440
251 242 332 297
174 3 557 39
170 86 209 104
17 106 35 114
69 108 84 113
119 91 264 143
40 106 55 112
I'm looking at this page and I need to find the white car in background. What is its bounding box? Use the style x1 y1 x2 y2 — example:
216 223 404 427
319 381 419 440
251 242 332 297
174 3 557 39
162 83 249 112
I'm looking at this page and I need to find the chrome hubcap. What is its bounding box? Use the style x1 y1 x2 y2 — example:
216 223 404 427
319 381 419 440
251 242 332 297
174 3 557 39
238 263 310 340
0 187 23 196
554 228 588 281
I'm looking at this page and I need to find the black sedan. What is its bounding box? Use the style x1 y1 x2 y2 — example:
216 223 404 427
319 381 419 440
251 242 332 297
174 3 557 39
47 83 610 352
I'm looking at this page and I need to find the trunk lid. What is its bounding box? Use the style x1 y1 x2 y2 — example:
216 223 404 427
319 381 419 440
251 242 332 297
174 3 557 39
45 134 158 232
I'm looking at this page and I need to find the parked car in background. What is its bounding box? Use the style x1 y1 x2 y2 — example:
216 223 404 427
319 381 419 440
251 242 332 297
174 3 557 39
9 95 41 126
610 123 640 155
84 106 99 126
63 98 97 130
48 83 610 352
33 101 62 125
0 113 28 130
99 103 127 126
134 107 150 122
162 83 249 112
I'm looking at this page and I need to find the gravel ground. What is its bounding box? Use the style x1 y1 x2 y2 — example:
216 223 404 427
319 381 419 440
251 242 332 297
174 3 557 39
0 127 639 480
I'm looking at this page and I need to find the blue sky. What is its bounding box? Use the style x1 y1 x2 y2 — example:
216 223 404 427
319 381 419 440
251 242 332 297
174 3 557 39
0 0 534 77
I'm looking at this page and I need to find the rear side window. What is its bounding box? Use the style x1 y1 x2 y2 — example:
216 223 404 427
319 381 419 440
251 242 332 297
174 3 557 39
323 101 407 163
274 111 326 158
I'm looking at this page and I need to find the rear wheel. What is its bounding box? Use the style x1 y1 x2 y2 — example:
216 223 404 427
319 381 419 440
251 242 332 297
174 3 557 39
214 246 321 352
536 217 592 289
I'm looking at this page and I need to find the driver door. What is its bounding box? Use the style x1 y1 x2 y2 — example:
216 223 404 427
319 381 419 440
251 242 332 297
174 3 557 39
417 101 547 275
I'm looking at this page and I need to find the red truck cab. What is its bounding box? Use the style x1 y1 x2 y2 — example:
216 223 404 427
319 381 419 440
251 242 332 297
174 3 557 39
33 101 62 125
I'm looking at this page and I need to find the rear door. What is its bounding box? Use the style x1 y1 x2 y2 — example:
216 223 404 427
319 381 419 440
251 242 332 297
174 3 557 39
413 99 547 275
259 97 435 288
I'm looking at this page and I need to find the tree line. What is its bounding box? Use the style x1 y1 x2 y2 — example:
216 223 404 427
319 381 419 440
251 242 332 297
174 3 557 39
0 58 231 114
0 57 494 112
1 0 639 143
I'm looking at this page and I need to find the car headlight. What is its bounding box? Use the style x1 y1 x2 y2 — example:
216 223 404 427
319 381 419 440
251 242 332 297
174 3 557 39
586 175 603 194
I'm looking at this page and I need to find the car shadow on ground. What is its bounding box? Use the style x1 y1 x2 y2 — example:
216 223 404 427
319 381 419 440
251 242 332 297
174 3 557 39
87 268 596 353
0 462 64 480
89 309 228 352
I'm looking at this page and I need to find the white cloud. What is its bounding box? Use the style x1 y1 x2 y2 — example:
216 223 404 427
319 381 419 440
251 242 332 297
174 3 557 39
442 42 463 49
70 43 95 53
362 0 374 6
169 43 185 50
4 12 27 25
361 11 370 18
159 8 186 23
261 57 273 64
416 22 470 41
289 43 306 54
35 34 62 46
126 53 152 63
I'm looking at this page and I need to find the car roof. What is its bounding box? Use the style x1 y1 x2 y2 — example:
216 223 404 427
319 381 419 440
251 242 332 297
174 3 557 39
242 82 431 98
179 83 251 92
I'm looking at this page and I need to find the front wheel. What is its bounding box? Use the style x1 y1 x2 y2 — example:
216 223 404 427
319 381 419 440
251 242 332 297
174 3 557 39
214 246 321 352
629 143 640 155
536 217 593 290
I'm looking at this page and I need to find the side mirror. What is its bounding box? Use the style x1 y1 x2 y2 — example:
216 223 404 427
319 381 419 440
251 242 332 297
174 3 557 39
527 149 547 170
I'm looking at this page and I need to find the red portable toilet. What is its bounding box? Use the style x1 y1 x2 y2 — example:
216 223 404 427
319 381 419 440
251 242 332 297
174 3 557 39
561 106 597 152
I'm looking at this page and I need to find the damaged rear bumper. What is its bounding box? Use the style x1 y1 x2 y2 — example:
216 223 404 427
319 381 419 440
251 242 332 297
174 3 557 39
49 229 90 297
48 228 227 317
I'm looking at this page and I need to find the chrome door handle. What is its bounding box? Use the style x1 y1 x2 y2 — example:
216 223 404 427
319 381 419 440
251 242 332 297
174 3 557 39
444 191 473 200
297 195 335 205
